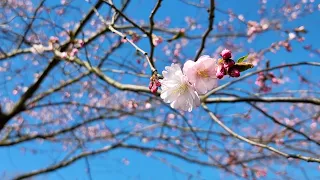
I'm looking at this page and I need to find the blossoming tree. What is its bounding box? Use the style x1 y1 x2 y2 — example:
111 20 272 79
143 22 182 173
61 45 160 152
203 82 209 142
0 0 320 179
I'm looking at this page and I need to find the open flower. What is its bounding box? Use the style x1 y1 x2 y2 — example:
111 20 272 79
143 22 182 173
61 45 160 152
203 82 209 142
183 55 218 94
160 63 200 112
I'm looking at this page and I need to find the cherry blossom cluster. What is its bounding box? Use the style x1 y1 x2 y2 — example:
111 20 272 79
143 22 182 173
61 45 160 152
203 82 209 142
155 49 254 112
216 49 240 79
62 38 85 58
158 55 217 112
120 32 163 46
30 36 85 60
255 72 282 92
149 74 161 94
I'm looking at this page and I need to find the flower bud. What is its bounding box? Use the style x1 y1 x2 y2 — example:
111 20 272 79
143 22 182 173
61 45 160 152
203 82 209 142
216 64 225 79
223 59 235 69
149 81 153 89
49 36 59 43
61 52 67 59
228 67 240 77
150 84 158 94
78 39 84 48
220 49 232 60
70 48 79 57
155 80 161 87
271 78 279 84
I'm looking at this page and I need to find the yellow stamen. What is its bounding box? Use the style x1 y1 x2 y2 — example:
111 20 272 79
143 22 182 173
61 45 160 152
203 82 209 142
197 69 209 78
173 83 188 95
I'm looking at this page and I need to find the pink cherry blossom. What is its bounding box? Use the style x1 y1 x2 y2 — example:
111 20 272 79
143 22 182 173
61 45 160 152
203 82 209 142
183 55 218 94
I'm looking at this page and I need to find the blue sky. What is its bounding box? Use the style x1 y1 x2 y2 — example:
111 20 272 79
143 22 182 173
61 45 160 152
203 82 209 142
1 0 320 179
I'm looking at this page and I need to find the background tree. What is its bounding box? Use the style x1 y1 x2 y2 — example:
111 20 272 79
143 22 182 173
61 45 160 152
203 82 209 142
0 0 319 179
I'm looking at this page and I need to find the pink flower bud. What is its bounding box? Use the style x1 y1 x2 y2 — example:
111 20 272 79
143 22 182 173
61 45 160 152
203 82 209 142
70 48 79 57
152 35 163 46
220 49 232 60
132 34 140 43
228 67 240 77
261 86 271 92
150 84 158 94
149 81 153 89
271 78 279 84
255 80 264 87
61 52 67 58
216 64 225 79
310 122 317 130
155 80 161 87
121 38 127 43
78 40 84 48
223 59 235 69
49 36 59 43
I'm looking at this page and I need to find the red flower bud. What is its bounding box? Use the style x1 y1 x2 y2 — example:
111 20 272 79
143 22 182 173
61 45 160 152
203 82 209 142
149 81 153 89
228 67 240 77
216 64 225 79
223 59 235 69
150 85 158 94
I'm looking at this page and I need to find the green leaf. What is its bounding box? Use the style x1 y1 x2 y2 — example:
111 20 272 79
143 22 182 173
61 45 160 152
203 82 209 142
237 54 249 63
234 62 254 72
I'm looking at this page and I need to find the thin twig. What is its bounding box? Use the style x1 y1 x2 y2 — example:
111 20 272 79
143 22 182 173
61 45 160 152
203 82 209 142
194 0 215 61
201 103 320 163
90 4 157 73
148 0 162 66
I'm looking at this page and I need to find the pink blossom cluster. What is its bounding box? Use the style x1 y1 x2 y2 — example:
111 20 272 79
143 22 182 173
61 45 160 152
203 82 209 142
158 55 219 111
149 74 161 94
247 20 269 37
154 49 252 111
121 32 141 43
216 49 240 79
152 35 163 46
57 38 85 59
255 72 281 92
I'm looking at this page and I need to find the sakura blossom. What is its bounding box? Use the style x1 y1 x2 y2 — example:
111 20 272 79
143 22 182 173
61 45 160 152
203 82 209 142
160 63 200 112
183 55 218 94
1 0 319 179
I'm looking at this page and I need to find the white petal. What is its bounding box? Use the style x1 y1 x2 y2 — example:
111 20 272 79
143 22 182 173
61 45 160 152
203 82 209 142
160 63 200 112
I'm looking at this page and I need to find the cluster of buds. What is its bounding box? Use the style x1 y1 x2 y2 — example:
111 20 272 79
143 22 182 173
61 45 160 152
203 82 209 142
149 73 161 94
59 39 85 59
74 39 84 48
247 20 269 37
122 31 141 43
152 34 163 46
216 49 240 79
49 36 59 50
278 41 292 52
255 72 281 92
